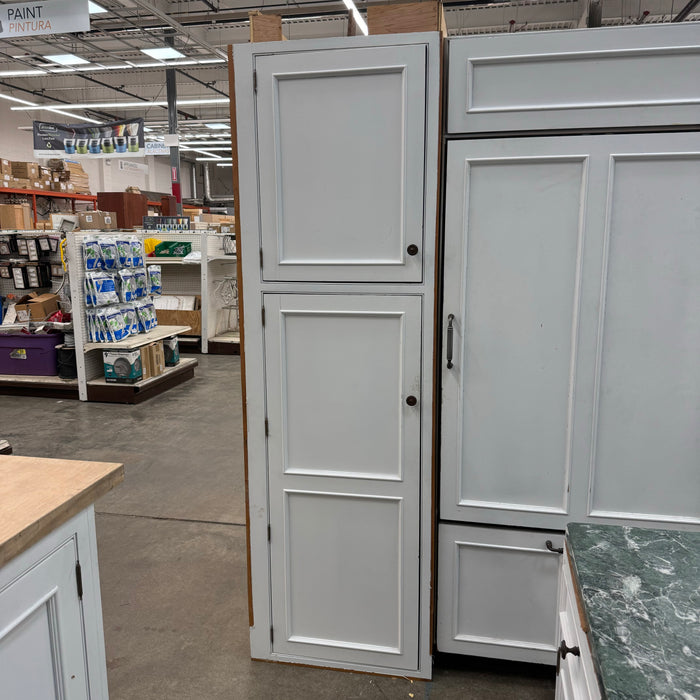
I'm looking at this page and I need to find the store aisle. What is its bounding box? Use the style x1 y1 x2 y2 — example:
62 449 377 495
0 356 555 699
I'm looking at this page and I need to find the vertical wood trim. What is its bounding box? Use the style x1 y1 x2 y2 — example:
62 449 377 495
228 44 254 628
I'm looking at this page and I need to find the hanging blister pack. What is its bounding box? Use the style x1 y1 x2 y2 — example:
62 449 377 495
133 268 148 299
121 304 139 335
83 239 103 270
118 269 136 302
116 239 131 267
130 237 144 267
105 306 129 341
84 277 96 307
100 238 118 270
148 265 162 296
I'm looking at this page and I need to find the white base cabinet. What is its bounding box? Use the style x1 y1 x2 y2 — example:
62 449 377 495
0 508 109 700
555 551 601 700
437 524 563 664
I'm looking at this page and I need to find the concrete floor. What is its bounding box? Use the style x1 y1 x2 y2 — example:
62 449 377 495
2 355 555 699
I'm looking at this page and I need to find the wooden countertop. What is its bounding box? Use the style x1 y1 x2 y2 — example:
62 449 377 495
0 455 124 567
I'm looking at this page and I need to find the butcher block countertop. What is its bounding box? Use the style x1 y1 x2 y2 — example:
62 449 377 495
0 455 124 567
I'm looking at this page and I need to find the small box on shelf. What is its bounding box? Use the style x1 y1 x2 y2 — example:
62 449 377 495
103 349 143 383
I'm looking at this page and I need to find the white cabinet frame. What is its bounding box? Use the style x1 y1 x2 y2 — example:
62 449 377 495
235 33 440 679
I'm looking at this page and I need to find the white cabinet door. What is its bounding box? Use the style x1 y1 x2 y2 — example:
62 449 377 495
0 539 88 700
437 523 563 664
255 45 427 283
441 132 700 530
264 294 422 670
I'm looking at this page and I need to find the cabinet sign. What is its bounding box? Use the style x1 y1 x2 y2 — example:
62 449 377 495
0 0 89 39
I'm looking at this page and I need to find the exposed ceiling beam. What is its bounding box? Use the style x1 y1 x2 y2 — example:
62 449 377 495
672 0 700 20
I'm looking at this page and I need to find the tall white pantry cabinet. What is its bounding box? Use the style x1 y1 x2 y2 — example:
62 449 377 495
437 24 700 665
234 34 440 677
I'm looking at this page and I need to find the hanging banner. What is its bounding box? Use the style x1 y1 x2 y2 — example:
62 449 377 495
33 118 146 159
0 0 89 39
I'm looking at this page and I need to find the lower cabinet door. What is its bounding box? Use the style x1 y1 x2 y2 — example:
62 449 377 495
0 538 89 700
263 294 424 672
437 523 563 664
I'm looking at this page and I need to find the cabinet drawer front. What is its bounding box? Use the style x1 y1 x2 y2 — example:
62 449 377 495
446 24 700 134
437 523 562 664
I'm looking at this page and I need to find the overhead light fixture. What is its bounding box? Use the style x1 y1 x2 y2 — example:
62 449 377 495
0 92 102 124
196 156 227 161
342 0 369 35
88 1 108 12
181 141 231 147
140 47 185 60
0 93 37 107
0 69 47 77
205 123 229 129
216 163 233 167
44 54 90 66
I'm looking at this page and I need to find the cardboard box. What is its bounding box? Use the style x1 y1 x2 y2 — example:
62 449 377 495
0 158 12 177
12 177 30 189
140 346 153 380
50 213 79 231
14 292 60 322
51 181 67 192
78 211 117 230
103 349 143 383
151 340 165 376
0 204 33 229
11 162 39 180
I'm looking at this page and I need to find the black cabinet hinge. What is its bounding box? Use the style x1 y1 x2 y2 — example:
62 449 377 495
75 561 83 600
261 306 265 326
253 70 258 92
264 418 269 437
270 625 274 644
267 524 271 542
259 247 263 268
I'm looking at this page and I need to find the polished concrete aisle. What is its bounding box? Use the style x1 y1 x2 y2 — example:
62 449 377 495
1 355 555 699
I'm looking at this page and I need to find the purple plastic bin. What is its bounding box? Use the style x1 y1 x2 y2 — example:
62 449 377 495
0 333 64 376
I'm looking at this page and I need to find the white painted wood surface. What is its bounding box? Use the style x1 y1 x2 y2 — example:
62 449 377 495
446 24 700 134
441 132 700 531
256 44 427 283
437 523 563 664
0 508 109 700
235 32 440 678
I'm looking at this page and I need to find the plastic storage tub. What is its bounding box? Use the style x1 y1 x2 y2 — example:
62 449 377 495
0 333 64 376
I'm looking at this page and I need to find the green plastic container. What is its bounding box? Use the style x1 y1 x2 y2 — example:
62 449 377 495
154 241 192 257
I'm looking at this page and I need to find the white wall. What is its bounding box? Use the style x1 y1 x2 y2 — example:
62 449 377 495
0 100 38 161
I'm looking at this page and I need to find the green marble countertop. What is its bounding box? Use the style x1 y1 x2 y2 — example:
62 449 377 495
566 523 699 700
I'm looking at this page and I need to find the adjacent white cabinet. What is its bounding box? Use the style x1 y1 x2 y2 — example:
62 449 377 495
438 25 700 666
0 508 109 700
441 132 700 532
235 33 440 678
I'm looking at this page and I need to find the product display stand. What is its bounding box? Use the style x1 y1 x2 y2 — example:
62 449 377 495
201 228 238 354
65 231 198 403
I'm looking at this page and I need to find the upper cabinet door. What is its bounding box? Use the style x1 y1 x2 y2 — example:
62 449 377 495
255 45 427 282
446 24 700 134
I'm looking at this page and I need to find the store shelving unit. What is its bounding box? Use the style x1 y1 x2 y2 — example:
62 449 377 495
201 229 238 355
65 231 198 403
0 189 97 227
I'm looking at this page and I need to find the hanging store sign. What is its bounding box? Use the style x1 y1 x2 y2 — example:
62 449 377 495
33 118 146 159
145 141 171 156
0 0 89 39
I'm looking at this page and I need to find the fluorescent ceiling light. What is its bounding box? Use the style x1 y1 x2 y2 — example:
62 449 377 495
11 97 228 111
0 93 36 106
0 92 102 124
140 47 185 60
0 69 47 77
88 1 108 12
44 54 90 66
342 0 368 35
216 163 233 167
181 141 231 147
205 123 229 129
196 156 227 161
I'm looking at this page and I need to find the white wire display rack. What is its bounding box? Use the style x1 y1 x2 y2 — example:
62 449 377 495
65 230 194 401
201 229 238 354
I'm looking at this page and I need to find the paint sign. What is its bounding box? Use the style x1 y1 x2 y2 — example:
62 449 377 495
118 160 148 174
33 117 145 159
0 0 89 39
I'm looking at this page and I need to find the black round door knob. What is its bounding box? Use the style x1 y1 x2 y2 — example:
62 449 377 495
407 244 419 256
406 395 418 406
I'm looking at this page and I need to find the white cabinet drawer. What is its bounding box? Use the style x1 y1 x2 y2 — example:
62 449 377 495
555 550 602 700
446 24 700 134
437 523 563 664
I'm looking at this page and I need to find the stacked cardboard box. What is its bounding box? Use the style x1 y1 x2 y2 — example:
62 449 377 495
0 203 33 229
0 158 12 188
77 211 118 230
140 340 165 380
48 159 91 194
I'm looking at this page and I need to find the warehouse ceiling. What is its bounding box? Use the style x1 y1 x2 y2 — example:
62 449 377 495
0 0 697 156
